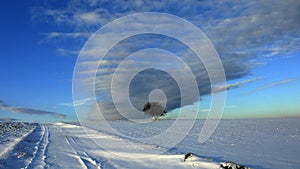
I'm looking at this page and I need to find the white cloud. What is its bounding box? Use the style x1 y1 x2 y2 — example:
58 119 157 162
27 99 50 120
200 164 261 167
62 98 94 107
0 117 19 121
0 100 66 118
46 32 92 39
240 77 299 95
32 0 300 60
257 78 298 91
75 10 102 24
57 48 80 56
212 77 264 93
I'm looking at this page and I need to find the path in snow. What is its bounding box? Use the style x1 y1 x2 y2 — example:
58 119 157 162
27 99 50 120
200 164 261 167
2 119 298 169
0 122 242 168
0 124 47 169
44 123 219 169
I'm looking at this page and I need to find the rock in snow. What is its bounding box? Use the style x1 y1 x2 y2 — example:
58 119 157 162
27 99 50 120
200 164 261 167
220 161 253 169
183 152 194 161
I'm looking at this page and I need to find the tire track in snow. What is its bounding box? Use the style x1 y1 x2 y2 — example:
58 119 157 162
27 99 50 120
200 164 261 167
24 125 45 169
27 125 50 169
64 134 101 169
44 125 93 168
0 124 44 169
63 134 88 169
56 123 117 169
59 123 174 167
57 123 219 169
42 126 50 168
57 126 105 169
46 123 219 169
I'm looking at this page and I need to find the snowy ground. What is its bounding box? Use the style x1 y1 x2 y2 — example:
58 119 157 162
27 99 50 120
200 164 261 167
0 118 299 169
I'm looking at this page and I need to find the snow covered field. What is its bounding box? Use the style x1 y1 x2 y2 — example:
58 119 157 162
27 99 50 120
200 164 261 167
0 118 299 169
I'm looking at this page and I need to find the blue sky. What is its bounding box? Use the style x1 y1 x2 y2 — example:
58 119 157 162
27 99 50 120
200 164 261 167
0 0 300 122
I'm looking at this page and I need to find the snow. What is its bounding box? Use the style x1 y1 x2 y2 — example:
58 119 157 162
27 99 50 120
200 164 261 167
0 118 299 169
0 122 35 158
45 122 219 169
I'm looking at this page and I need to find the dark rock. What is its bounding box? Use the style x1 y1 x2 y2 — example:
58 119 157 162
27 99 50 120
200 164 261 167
183 152 193 162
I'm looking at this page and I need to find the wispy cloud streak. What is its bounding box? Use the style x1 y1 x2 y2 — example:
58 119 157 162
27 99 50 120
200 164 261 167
62 98 94 107
0 117 19 121
241 78 299 95
257 78 298 91
213 77 263 93
0 100 66 118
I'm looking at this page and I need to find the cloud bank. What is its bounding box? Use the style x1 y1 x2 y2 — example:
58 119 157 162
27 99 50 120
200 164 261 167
0 100 66 119
0 117 19 122
33 0 300 58
32 0 300 120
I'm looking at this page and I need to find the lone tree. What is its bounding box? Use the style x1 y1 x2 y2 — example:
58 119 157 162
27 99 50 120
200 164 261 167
142 102 166 120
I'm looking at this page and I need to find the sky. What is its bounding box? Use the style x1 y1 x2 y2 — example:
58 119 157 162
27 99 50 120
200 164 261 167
0 0 300 123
